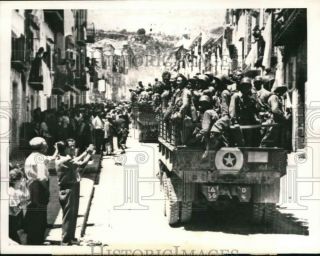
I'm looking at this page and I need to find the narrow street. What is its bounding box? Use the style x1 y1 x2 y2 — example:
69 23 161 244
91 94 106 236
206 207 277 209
82 127 310 252
3 5 318 255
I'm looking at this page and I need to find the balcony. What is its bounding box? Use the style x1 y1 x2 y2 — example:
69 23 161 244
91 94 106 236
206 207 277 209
28 59 51 91
11 36 27 71
273 9 307 46
86 23 95 43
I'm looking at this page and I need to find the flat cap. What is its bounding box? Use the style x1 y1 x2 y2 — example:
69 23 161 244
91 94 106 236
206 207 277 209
29 137 46 149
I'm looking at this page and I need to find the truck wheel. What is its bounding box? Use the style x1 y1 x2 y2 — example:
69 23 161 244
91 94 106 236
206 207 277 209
252 203 276 224
163 173 180 225
180 201 192 223
252 203 264 224
264 203 276 224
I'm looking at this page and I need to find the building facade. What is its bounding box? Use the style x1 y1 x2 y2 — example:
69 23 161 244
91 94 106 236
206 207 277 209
87 40 135 102
10 9 95 154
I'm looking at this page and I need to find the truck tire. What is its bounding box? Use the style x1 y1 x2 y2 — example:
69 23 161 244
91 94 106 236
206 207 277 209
252 203 276 224
180 201 192 223
264 203 276 224
163 173 180 225
252 203 264 224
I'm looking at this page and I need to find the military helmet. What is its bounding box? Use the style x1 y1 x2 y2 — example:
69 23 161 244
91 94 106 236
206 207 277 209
213 74 234 85
272 84 288 94
204 73 214 83
197 74 210 83
239 77 252 87
254 76 263 83
199 94 211 103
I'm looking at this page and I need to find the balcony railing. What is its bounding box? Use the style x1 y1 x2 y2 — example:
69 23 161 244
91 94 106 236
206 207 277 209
11 36 27 70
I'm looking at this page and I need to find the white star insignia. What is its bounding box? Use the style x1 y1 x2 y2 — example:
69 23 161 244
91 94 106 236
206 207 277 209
223 153 236 167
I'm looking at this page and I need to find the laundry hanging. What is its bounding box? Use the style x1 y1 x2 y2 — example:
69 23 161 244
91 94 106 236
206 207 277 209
262 12 273 69
42 60 52 97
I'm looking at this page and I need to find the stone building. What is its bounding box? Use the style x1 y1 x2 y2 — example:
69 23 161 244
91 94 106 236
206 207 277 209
87 39 135 102
10 9 94 154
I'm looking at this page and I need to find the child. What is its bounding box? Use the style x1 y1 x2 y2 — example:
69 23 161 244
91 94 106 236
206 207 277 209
9 168 30 244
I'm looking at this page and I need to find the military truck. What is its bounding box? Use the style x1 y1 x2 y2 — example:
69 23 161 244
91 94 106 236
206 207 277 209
132 102 159 142
158 117 287 225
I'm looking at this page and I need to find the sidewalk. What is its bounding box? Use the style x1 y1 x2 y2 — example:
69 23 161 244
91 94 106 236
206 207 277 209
45 178 95 244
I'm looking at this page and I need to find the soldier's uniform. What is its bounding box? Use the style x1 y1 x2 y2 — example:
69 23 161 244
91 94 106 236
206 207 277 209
161 89 171 112
171 88 192 118
138 90 150 103
260 85 288 147
170 87 192 144
229 77 261 147
192 96 230 159
212 89 231 117
199 109 219 135
257 88 272 105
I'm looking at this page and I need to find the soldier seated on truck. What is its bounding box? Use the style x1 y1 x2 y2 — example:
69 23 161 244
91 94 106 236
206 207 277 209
161 71 172 113
129 89 138 103
260 84 289 148
193 95 230 159
229 77 261 147
138 88 150 103
168 74 192 144
212 74 233 117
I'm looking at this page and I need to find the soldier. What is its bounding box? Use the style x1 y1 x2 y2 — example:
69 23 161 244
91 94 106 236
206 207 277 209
212 74 233 117
260 85 288 148
232 70 244 92
129 89 138 103
195 95 230 159
169 74 192 144
160 71 172 112
253 76 272 110
138 88 150 103
229 77 261 147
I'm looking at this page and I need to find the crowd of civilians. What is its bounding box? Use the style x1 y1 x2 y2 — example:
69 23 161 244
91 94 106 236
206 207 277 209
9 102 131 245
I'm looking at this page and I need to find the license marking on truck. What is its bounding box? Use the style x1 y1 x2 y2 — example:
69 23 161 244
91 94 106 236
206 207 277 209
248 151 268 163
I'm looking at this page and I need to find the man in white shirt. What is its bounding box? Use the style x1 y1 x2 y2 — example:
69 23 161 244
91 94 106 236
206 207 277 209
91 111 104 154
24 137 58 245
